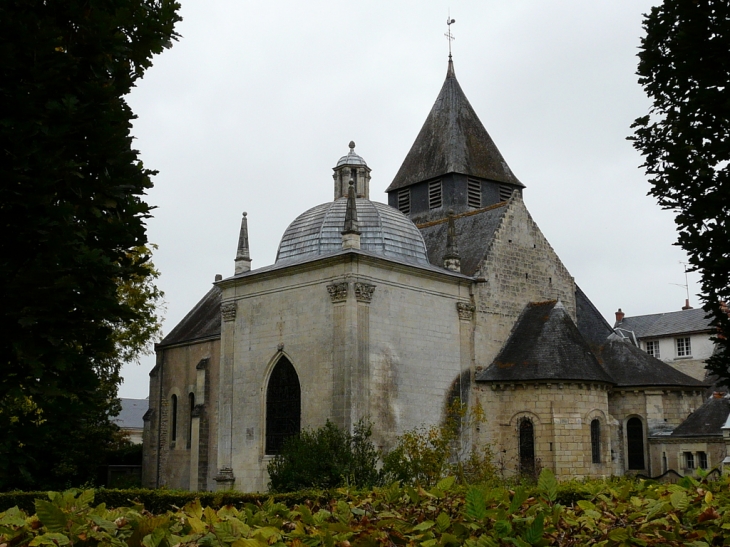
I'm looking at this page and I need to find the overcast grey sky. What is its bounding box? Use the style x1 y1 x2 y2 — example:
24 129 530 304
119 0 699 398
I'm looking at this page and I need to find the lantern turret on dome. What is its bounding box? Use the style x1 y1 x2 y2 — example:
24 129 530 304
333 141 371 200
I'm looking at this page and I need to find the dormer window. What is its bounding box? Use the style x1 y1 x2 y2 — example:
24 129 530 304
397 188 410 214
468 178 481 208
429 180 442 210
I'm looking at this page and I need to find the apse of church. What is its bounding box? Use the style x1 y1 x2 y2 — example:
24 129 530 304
143 57 707 492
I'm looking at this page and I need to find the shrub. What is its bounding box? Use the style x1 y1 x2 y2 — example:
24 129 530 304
267 419 379 492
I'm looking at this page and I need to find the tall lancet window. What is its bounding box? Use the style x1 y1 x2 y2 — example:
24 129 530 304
519 418 535 476
170 394 178 443
265 357 301 455
590 419 601 464
627 417 645 470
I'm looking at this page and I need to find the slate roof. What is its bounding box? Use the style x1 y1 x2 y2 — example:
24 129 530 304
594 337 707 388
418 202 508 276
617 308 713 338
575 285 615 346
276 198 429 265
670 396 730 437
158 286 221 348
113 398 149 430
477 301 614 384
386 59 523 192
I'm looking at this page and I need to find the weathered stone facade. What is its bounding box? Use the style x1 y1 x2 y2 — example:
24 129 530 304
143 58 714 491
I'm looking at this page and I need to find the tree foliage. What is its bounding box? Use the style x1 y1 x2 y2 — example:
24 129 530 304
631 0 730 382
0 0 179 490
267 420 380 492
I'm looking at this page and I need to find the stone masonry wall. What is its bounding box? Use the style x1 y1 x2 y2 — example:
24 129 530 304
145 339 220 490
473 382 612 480
472 195 576 369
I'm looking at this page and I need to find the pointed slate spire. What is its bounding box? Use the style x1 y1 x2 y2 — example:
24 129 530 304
341 179 361 250
234 212 252 274
443 210 461 272
386 59 523 192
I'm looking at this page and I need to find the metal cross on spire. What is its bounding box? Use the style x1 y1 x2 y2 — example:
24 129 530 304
445 15 456 58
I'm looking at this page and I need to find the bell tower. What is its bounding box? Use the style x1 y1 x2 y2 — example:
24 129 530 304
333 141 371 200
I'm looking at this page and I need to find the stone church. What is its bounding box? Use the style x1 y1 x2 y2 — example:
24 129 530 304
142 58 710 492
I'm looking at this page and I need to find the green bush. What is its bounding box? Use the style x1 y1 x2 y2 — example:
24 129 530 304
267 419 380 492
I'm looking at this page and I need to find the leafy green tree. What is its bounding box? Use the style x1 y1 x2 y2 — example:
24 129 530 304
267 420 380 492
0 0 179 490
631 0 730 383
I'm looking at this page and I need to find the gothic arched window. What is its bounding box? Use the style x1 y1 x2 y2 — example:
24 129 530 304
519 418 535 476
627 417 645 470
170 394 178 442
590 419 601 464
265 357 301 455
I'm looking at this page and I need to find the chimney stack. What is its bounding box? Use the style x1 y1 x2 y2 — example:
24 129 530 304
615 308 625 324
682 299 693 310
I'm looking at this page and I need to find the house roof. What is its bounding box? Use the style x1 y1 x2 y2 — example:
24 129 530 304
670 396 730 437
418 201 508 276
477 300 614 384
386 59 523 193
616 307 713 338
113 398 149 430
158 286 221 348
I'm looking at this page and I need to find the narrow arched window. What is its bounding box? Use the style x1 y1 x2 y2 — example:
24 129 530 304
627 417 645 470
519 418 535 476
590 419 601 464
265 357 301 455
170 394 178 442
187 393 195 449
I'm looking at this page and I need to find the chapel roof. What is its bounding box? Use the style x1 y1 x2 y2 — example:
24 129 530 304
477 300 614 384
386 59 523 192
157 286 221 348
574 287 707 389
670 396 730 437
276 198 429 265
616 307 714 338
417 201 508 276
595 337 707 388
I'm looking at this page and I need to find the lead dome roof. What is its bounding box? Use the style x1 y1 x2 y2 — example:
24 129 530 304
276 198 429 265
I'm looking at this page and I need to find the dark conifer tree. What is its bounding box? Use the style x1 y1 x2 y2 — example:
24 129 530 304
631 0 730 384
0 0 180 489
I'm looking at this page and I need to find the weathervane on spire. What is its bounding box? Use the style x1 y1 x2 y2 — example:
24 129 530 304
445 14 456 58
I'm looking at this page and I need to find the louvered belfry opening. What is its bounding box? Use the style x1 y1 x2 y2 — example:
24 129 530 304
265 357 301 455
519 418 535 476
627 417 645 470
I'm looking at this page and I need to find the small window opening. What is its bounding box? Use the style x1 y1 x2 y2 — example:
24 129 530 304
590 419 601 464
499 185 513 201
684 451 695 469
187 393 195 449
662 452 667 473
646 340 660 358
397 188 410 214
676 337 691 357
170 394 178 443
467 178 481 208
698 451 708 469
519 418 535 476
429 180 442 210
627 417 645 470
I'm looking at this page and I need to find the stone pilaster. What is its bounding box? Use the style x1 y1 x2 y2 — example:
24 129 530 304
216 302 236 490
